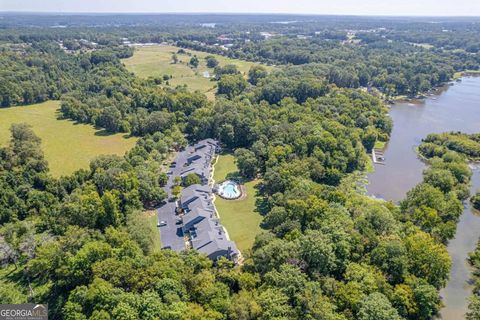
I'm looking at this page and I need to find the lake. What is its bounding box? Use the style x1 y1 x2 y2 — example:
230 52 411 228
367 76 480 319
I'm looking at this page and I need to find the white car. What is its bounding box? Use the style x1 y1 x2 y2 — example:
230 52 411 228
158 221 167 227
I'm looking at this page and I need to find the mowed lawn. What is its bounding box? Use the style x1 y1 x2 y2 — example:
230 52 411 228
143 210 161 253
0 101 137 177
122 45 270 100
213 154 263 253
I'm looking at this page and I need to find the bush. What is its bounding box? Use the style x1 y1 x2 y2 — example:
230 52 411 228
471 191 480 210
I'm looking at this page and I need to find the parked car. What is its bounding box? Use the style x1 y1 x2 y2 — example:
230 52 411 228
158 221 167 227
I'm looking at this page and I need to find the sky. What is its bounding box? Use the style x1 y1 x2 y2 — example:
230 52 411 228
1 0 480 16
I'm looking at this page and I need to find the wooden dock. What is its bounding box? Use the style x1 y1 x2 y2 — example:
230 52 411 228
372 148 386 165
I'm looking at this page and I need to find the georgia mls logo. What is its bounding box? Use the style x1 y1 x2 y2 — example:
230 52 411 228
0 304 48 320
32 305 47 318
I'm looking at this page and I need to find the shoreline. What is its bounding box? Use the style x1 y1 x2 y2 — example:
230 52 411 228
385 72 480 104
368 76 480 318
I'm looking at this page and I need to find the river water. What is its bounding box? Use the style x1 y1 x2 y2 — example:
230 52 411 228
367 76 480 319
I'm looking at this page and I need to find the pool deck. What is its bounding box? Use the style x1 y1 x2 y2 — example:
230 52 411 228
210 156 246 262
216 180 243 200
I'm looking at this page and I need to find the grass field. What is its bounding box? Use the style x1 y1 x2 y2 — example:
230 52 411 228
374 140 387 150
213 154 263 253
122 45 270 100
453 70 480 79
0 101 137 177
143 210 162 253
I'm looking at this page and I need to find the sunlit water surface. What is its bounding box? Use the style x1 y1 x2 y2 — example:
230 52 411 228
367 77 480 319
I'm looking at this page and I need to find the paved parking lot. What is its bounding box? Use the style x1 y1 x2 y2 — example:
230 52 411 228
157 148 190 250
158 202 184 250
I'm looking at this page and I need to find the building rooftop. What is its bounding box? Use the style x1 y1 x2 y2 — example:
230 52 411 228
182 207 213 229
190 220 238 259
158 139 238 261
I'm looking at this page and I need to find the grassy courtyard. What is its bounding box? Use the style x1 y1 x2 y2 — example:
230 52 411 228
122 45 270 100
213 154 263 253
0 101 137 177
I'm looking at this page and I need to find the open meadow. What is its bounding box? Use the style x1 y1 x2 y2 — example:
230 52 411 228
213 154 263 253
122 45 269 100
0 101 137 177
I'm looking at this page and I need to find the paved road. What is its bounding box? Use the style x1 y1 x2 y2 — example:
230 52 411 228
157 147 191 250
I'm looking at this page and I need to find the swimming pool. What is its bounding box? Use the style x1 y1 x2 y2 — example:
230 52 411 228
217 180 241 199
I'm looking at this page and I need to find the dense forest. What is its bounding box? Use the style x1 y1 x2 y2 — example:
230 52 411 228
180 37 477 97
1 14 480 319
416 132 480 319
2 14 480 104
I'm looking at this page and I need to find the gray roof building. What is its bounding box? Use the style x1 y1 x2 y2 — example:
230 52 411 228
180 184 213 211
182 208 213 231
178 139 218 185
159 139 238 262
189 218 238 261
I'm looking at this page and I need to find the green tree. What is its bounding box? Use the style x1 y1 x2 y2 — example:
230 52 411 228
471 191 480 210
256 288 294 320
214 64 239 80
100 191 121 228
62 185 105 229
217 74 248 98
190 55 199 68
248 65 268 85
229 290 262 320
205 56 219 68
370 239 408 284
0 282 27 304
173 176 182 186
97 106 123 133
184 173 201 187
423 168 456 193
234 148 258 179
172 185 182 199
362 127 378 152
411 282 441 320
299 230 337 276
404 232 451 289
358 293 401 320
467 296 480 320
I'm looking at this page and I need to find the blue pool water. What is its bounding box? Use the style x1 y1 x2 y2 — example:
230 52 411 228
218 181 241 199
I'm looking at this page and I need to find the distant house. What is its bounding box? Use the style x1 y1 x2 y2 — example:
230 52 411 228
217 35 233 43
